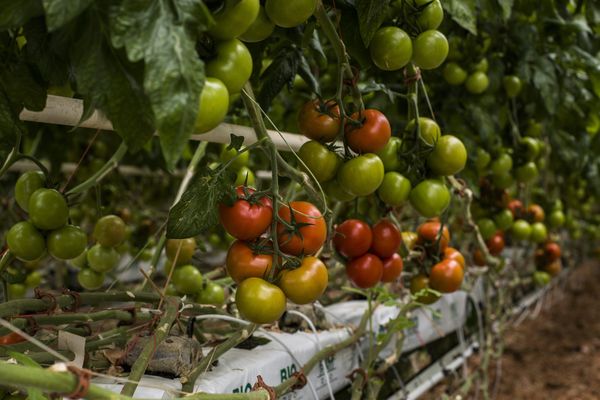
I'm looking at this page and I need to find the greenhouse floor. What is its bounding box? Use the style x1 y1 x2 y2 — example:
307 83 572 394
425 260 600 399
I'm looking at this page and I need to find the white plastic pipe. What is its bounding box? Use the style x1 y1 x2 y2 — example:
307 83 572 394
19 95 309 152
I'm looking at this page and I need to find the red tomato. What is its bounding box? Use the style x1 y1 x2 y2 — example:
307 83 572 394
473 248 486 266
370 219 402 258
381 253 403 282
443 247 465 269
545 242 561 262
485 231 505 256
277 201 326 256
527 204 545 222
544 260 562 277
0 332 26 345
429 259 464 293
297 99 341 142
416 219 450 254
226 240 273 283
345 109 391 153
333 219 372 259
219 187 273 241
346 253 383 288
507 199 523 218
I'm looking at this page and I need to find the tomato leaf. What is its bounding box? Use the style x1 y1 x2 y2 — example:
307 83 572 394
257 46 301 109
109 0 207 170
0 60 47 112
23 17 71 86
355 0 390 47
443 0 478 35
70 11 155 152
0 0 43 30
227 134 245 152
339 6 372 68
0 88 22 164
167 167 236 238
532 57 558 114
496 0 514 21
41 0 94 32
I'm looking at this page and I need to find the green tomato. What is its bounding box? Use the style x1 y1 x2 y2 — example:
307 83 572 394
94 215 126 247
519 137 541 161
69 250 88 269
375 137 402 172
525 120 543 137
491 171 514 189
406 117 441 146
337 154 384 197
548 210 565 228
235 277 286 324
477 218 497 240
475 148 491 171
298 140 341 183
195 77 229 133
14 171 45 212
465 71 489 94
28 188 69 230
87 244 120 273
409 179 450 218
442 62 467 85
8 283 26 300
377 172 412 206
472 58 489 73
209 0 260 40
325 179 356 202
77 268 105 290
234 166 256 187
530 222 547 243
172 265 203 294
427 135 467 176
165 283 178 296
240 6 275 42
511 219 532 241
47 225 87 260
206 39 252 94
416 0 443 30
494 209 514 231
533 271 551 286
503 75 522 98
7 221 46 261
220 144 249 170
411 30 448 70
369 27 412 71
25 271 42 288
196 282 226 306
490 153 513 175
265 0 316 28
515 162 539 183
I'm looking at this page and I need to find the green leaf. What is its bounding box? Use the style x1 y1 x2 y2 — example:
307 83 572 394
109 0 205 169
23 17 71 86
496 0 513 21
176 0 216 34
532 57 558 114
167 167 235 238
339 7 372 68
297 53 321 96
355 0 390 46
0 0 43 30
42 0 93 31
0 60 47 112
0 88 23 164
70 12 155 151
443 0 478 35
227 134 245 152
257 46 300 109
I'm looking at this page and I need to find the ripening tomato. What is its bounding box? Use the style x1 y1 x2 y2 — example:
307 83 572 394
406 117 441 146
298 140 341 183
209 0 260 40
409 179 451 218
7 221 46 261
219 187 273 241
442 62 467 85
345 109 391 153
544 260 562 277
14 171 45 212
377 172 412 206
195 77 229 133
507 199 523 217
443 247 465 268
486 232 505 256
346 253 383 289
412 30 448 70
0 332 26 345
381 253 403 282
226 240 273 283
402 231 418 251
337 154 385 197
473 248 486 266
427 135 467 176
279 256 328 304
240 6 275 42
465 71 489 94
544 242 561 262
265 0 316 28
236 277 286 324
410 274 439 304
429 259 464 293
166 238 197 265
205 39 252 94
369 27 412 71
370 219 402 258
297 99 341 142
277 201 326 256
503 75 522 98
417 220 450 254
333 219 372 259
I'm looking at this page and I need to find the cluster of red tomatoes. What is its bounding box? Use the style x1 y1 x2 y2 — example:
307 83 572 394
219 186 328 324
334 219 404 289
535 241 562 278
409 220 465 304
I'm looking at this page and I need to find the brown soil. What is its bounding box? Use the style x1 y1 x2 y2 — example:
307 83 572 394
424 260 600 399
